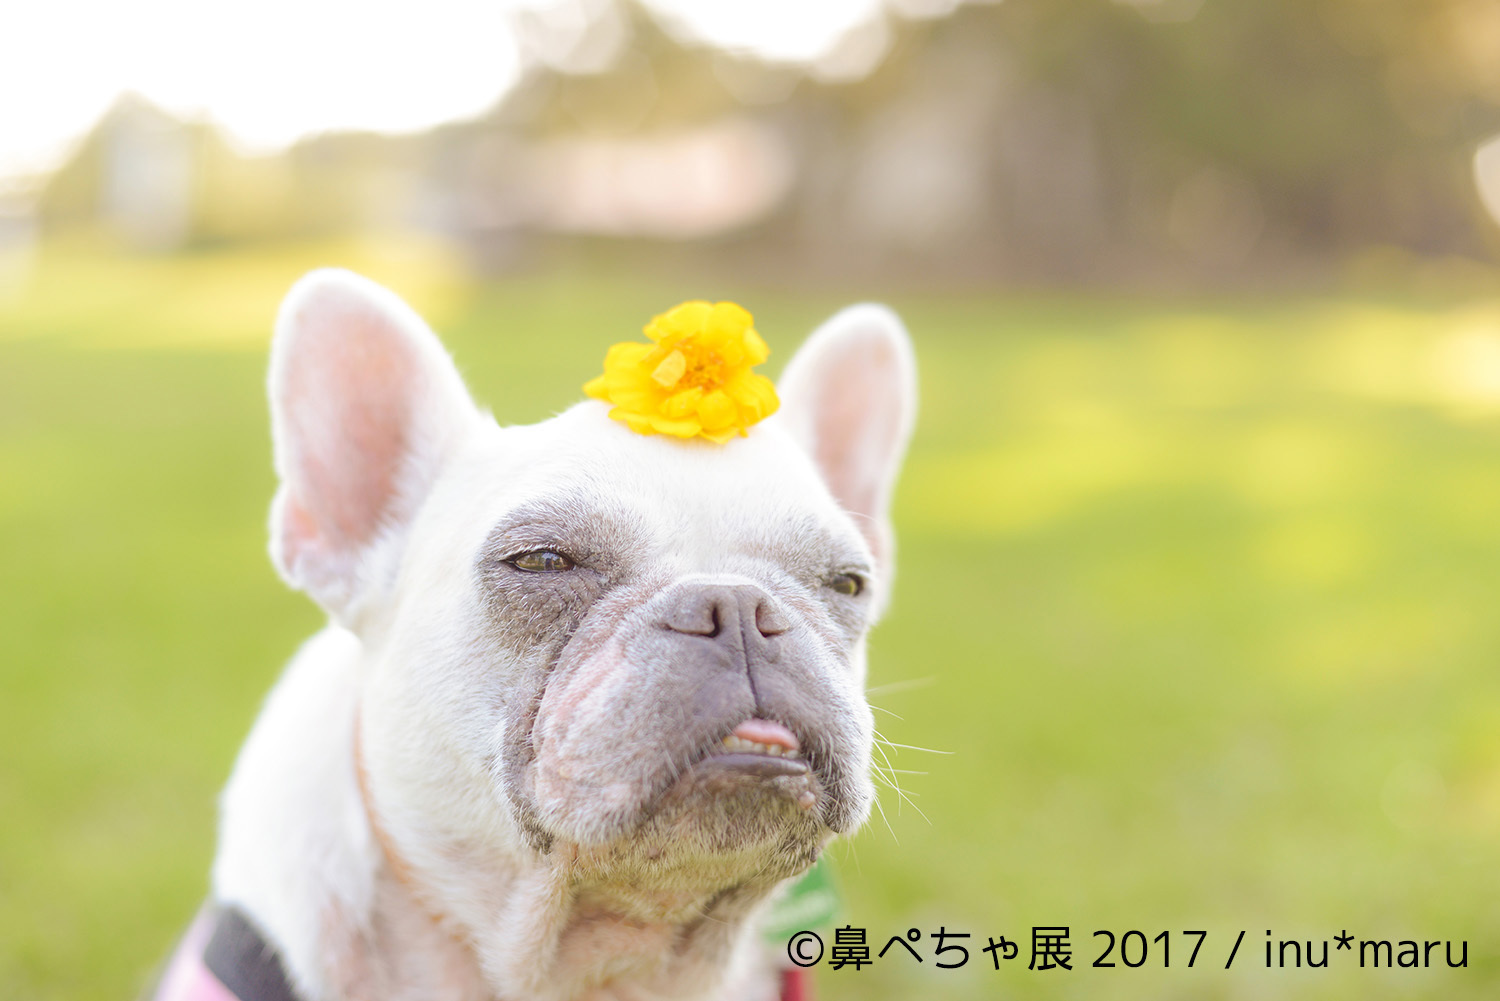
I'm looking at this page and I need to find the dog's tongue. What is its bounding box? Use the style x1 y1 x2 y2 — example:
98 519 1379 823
732 718 800 752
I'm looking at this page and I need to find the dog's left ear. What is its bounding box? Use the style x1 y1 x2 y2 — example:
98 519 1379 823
778 304 917 578
267 269 481 625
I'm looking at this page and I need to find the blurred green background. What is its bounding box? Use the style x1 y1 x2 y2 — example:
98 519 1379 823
5 1 1500 999
5 239 1500 1000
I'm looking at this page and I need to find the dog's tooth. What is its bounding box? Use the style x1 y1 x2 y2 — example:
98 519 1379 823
718 734 801 757
797 790 817 810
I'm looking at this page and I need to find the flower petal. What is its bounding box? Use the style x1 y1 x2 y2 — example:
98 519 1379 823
708 301 752 338
648 301 712 342
723 370 779 421
743 327 770 365
651 350 687 389
697 388 736 430
606 386 662 411
604 341 653 368
617 409 659 436
662 386 704 418
701 426 741 444
647 414 703 438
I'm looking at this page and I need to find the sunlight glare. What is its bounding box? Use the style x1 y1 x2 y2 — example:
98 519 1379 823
1 0 519 177
643 0 884 64
0 0 890 181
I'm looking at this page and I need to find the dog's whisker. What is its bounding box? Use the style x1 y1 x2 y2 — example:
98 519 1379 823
869 727 935 825
864 676 937 697
873 776 923 805
871 773 922 792
871 764 931 825
870 736 901 775
887 787 931 825
869 787 898 844
872 738 953 755
870 780 924 822
833 836 863 878
869 739 906 815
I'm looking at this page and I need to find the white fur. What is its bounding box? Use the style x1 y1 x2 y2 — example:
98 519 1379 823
215 627 376 1000
211 271 917 1001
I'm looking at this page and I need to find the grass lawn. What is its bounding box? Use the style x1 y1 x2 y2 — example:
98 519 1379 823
3 238 1500 1000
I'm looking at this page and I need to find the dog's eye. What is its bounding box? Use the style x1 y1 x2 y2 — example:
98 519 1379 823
509 550 575 573
825 572 864 597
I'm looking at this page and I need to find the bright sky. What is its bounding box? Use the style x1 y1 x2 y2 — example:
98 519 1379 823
0 0 884 181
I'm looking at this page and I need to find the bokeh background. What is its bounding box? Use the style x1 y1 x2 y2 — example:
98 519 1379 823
4 1 1500 999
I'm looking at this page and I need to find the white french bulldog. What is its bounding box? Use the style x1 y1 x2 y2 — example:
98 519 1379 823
178 271 915 1001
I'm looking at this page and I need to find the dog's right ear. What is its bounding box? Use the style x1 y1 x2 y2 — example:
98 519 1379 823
268 269 480 624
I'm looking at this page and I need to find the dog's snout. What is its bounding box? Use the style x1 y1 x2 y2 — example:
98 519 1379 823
661 584 789 641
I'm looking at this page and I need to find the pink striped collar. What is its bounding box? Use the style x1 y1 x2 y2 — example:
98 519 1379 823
151 905 814 1001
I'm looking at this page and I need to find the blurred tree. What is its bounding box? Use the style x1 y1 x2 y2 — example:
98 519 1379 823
34 0 1500 281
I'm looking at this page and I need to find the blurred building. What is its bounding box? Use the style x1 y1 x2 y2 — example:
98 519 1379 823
41 95 194 251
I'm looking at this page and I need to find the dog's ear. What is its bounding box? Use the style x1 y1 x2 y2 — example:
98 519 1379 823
267 269 480 624
778 304 917 576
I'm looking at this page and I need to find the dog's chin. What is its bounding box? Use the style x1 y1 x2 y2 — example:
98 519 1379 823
526 749 852 880
652 754 825 847
552 769 835 890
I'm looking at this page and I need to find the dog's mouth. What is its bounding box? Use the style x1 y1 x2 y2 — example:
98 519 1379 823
695 718 812 780
722 718 802 758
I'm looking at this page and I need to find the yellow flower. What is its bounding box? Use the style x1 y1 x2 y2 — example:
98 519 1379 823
583 300 780 443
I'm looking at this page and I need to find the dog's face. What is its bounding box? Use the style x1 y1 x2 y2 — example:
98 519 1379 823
265 272 915 910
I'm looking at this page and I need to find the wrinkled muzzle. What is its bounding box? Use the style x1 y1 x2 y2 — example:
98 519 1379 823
510 579 874 851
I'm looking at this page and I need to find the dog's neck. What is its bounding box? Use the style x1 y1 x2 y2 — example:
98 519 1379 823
337 789 781 1001
348 777 784 1001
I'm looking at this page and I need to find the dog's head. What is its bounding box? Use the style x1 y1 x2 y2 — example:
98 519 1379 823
266 271 915 903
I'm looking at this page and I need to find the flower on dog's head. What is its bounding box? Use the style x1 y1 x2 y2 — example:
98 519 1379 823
583 300 779 443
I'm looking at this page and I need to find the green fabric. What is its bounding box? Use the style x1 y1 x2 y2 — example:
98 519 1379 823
762 858 841 943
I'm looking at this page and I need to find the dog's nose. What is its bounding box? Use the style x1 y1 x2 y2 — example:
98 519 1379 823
660 583 790 640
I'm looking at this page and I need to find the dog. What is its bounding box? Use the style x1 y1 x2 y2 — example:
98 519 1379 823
149 270 916 1001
